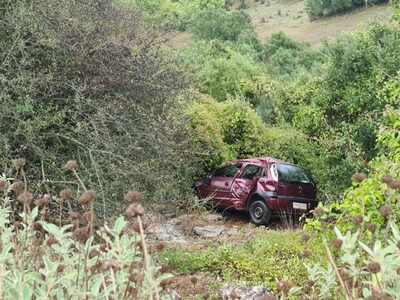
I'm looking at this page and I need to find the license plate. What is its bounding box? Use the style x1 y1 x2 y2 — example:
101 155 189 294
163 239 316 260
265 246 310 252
293 202 307 210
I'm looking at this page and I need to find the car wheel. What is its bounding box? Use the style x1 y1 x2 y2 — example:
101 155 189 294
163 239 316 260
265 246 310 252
249 199 272 225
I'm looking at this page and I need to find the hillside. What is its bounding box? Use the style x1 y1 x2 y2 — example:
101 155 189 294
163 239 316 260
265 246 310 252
170 1 393 47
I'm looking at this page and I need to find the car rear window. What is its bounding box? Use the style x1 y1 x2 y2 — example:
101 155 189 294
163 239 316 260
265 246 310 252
275 164 311 183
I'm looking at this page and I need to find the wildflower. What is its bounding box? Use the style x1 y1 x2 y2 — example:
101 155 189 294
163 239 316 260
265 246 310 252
18 192 33 205
312 208 324 218
129 272 145 283
101 259 119 271
64 160 77 170
0 180 8 192
11 181 24 195
59 189 72 200
367 262 381 274
381 175 395 185
299 295 308 300
301 232 311 242
47 235 59 247
14 158 26 170
32 222 42 231
388 178 400 190
78 190 95 206
277 280 292 294
72 227 90 243
302 249 311 258
34 194 50 207
367 223 377 233
351 172 366 183
331 238 343 248
307 280 315 287
379 205 393 218
126 203 145 217
57 264 65 273
338 269 350 281
124 191 141 202
351 215 363 224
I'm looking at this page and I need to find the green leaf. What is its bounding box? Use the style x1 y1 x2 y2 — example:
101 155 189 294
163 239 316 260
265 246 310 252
112 217 126 235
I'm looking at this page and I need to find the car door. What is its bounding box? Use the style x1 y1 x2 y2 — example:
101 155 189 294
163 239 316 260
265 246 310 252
206 164 242 206
229 164 261 207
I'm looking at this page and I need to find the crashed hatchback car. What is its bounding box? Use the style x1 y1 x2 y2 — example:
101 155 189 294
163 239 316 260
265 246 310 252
195 157 318 225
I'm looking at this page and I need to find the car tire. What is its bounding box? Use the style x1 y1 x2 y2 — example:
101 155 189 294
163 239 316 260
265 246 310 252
249 199 272 225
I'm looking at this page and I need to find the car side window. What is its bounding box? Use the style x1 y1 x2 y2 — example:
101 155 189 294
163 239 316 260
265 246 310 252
240 165 261 180
214 165 241 178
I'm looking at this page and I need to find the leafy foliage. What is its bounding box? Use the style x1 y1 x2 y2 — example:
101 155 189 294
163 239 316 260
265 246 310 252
160 230 326 293
0 0 201 213
305 0 389 20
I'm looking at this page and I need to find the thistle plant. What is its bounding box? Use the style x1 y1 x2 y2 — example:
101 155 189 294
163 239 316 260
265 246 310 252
0 160 171 299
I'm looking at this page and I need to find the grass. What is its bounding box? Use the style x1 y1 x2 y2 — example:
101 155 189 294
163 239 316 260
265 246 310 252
159 229 327 293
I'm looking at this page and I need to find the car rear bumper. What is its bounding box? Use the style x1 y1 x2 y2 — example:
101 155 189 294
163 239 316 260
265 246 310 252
266 197 318 214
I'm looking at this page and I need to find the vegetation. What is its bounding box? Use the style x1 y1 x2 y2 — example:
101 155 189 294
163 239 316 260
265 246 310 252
161 230 326 293
1 0 400 298
305 0 389 20
0 160 170 299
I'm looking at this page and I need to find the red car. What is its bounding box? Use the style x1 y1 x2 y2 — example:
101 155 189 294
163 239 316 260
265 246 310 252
195 157 318 225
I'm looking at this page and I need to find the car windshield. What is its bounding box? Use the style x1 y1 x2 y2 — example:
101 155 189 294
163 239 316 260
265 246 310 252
276 164 311 183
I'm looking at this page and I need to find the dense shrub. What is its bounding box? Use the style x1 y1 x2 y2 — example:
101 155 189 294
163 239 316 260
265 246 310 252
0 0 200 214
190 8 257 43
305 0 389 20
270 21 400 195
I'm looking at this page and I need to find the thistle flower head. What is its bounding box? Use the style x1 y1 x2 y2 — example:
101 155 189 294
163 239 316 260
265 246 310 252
351 172 366 183
0 180 9 192
14 158 26 171
11 181 25 195
129 272 145 283
367 262 381 274
126 203 145 217
18 192 33 205
34 194 50 207
72 227 90 243
64 160 77 170
301 232 311 242
351 215 363 224
312 208 324 218
332 238 343 248
379 205 393 218
277 280 292 294
47 235 59 247
367 223 377 233
101 259 120 271
124 191 142 202
78 190 95 206
59 189 73 200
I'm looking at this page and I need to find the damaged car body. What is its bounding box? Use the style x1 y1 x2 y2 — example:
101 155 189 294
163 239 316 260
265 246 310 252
195 157 318 225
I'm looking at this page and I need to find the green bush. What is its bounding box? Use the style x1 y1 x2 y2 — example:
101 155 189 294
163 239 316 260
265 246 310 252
190 8 257 43
0 0 201 213
305 0 389 20
160 230 326 292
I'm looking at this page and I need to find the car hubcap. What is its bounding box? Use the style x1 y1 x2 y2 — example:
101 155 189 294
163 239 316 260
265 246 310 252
254 206 263 218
